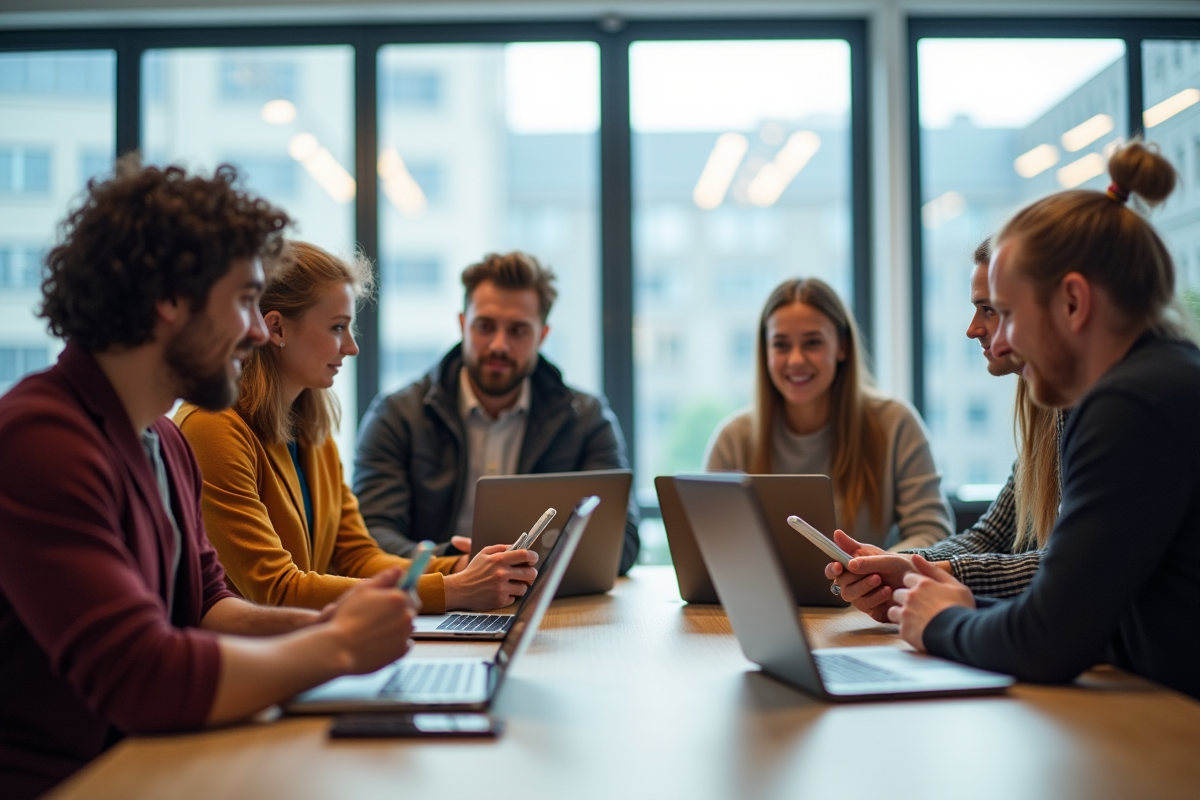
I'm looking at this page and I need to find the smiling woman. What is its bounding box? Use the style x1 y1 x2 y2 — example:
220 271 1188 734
704 278 954 552
173 241 538 615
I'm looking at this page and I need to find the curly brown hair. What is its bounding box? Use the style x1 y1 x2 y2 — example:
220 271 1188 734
40 155 291 352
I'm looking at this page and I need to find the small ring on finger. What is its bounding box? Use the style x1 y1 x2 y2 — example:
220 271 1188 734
830 582 842 597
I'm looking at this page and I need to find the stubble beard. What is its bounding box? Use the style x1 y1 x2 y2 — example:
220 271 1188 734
465 350 535 398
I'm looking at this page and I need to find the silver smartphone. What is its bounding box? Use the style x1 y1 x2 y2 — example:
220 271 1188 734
786 515 852 566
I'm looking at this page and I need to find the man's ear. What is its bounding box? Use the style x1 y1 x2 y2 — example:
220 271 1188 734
458 312 467 338
1060 272 1092 335
537 324 550 346
155 297 186 329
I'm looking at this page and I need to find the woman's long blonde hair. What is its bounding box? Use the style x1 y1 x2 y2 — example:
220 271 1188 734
750 278 886 530
1012 372 1061 550
236 241 375 446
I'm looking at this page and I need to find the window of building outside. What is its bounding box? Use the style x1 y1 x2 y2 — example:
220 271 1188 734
917 38 1128 500
0 51 115 395
375 42 601 408
141 46 357 459
1141 40 1200 311
631 40 853 563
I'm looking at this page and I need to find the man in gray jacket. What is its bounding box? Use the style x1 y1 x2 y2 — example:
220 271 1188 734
354 252 640 574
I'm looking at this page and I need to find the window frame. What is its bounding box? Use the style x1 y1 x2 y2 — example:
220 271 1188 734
0 19 871 477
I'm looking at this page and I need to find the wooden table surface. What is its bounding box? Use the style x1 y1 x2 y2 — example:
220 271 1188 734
49 566 1200 800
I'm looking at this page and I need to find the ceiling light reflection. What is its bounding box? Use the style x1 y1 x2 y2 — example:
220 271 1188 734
288 133 356 204
922 191 966 230
1061 113 1113 152
1056 152 1107 189
692 133 749 210
1144 88 1200 128
746 130 821 208
261 99 297 125
378 147 429 218
1014 143 1060 178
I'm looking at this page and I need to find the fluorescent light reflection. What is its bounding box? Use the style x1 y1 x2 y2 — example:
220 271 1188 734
1014 143 1060 178
378 147 429 218
692 132 748 210
922 191 966 229
288 133 356 204
746 130 820 208
261 99 297 125
1061 113 1113 152
1144 88 1200 128
1056 152 1107 188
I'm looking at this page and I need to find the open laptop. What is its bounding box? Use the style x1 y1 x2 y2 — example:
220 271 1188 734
469 470 631 597
284 496 599 714
675 474 1014 701
656 474 843 606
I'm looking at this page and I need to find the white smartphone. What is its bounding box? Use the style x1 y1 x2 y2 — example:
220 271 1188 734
786 515 853 566
507 507 556 552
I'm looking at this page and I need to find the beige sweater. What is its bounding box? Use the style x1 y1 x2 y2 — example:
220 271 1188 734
703 398 953 551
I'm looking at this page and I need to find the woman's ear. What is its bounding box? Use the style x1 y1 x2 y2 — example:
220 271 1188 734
263 310 286 346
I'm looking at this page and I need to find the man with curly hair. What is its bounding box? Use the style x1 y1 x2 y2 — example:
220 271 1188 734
0 158 419 799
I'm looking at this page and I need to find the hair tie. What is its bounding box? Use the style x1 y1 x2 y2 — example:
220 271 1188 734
1106 183 1130 204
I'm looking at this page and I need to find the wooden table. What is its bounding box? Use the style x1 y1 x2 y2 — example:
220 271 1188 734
50 566 1200 800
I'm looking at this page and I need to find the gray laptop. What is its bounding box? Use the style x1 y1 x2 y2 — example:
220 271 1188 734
469 470 631 597
675 474 1014 701
284 496 598 714
656 474 843 606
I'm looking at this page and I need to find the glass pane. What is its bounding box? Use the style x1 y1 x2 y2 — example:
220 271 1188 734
376 42 601 402
142 46 357 456
917 38 1127 495
630 39 853 561
1141 40 1200 319
0 50 115 395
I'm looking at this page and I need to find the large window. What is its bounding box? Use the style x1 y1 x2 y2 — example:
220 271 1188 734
142 45 358 456
914 37 1128 494
0 50 115 392
630 40 854 486
376 42 600 400
1141 40 1200 309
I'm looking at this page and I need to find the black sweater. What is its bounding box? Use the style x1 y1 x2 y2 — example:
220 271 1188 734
925 334 1200 699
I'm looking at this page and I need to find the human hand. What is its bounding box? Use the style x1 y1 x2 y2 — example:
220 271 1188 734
327 567 416 674
888 555 975 651
822 531 910 622
450 536 472 573
443 545 539 611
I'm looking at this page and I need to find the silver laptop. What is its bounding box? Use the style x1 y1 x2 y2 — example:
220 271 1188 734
656 474 843 606
675 474 1014 701
284 496 599 714
469 470 631 597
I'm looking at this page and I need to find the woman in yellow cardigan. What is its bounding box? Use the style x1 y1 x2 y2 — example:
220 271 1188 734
176 241 536 614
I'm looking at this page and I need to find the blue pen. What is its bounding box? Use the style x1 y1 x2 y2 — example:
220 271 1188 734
398 541 436 593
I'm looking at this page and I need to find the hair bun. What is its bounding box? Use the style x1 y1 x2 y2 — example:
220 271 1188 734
1107 141 1178 206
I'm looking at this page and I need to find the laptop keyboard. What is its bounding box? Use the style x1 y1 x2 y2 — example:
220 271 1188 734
435 614 512 633
379 662 471 699
815 653 906 684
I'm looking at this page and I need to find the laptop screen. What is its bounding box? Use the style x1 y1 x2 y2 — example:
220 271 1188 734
494 495 599 670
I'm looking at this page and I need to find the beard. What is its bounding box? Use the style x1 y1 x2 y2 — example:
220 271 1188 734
464 349 536 398
1021 320 1077 409
164 313 250 412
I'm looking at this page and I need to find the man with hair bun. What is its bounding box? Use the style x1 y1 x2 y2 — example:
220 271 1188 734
355 251 640 573
880 142 1200 699
0 159 421 798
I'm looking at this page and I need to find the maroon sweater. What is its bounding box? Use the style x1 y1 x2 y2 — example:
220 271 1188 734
0 343 234 798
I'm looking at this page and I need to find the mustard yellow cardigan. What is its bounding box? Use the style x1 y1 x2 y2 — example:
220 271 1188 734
174 405 458 612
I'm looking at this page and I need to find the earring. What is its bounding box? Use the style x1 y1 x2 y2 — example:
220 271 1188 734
278 341 285 348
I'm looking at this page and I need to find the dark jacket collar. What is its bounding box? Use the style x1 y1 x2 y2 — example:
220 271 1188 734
423 344 576 469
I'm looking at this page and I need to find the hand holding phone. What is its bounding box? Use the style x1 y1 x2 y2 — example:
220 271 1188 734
507 507 556 551
398 541 436 592
786 515 853 566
